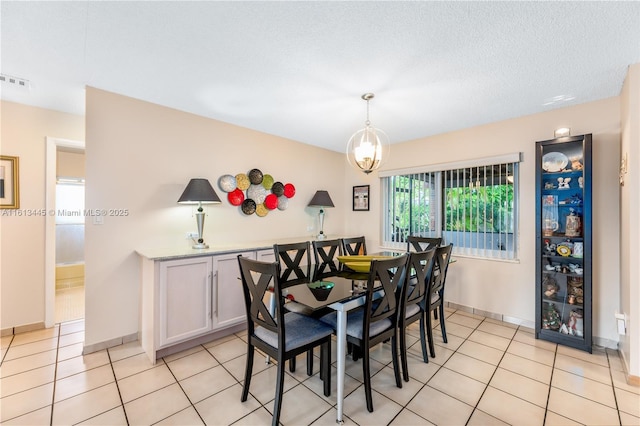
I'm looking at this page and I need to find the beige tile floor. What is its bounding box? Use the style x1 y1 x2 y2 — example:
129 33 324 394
54 285 84 324
1 309 639 425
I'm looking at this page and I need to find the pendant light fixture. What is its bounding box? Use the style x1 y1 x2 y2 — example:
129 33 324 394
346 93 389 174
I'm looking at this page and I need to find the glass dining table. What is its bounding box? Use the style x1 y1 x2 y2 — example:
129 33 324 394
275 259 389 424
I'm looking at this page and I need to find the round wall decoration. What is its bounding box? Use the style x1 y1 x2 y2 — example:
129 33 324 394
248 168 263 185
247 184 268 204
264 193 278 210
277 195 289 211
262 174 274 190
241 199 256 215
235 173 250 191
219 168 295 217
218 174 237 192
284 183 296 198
227 188 244 206
255 203 269 217
271 182 285 197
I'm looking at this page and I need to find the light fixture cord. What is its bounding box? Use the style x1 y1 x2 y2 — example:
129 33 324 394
365 98 371 126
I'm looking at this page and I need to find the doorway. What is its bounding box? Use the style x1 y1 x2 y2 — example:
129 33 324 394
55 175 85 322
45 137 85 327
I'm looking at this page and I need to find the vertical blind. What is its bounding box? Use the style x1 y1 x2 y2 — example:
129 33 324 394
381 153 520 261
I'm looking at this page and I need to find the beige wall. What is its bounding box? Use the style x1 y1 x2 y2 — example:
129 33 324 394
620 63 640 378
0 101 84 329
0 85 631 363
84 87 345 347
57 150 85 178
348 97 622 346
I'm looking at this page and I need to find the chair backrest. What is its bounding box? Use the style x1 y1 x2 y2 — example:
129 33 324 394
401 249 437 313
407 236 443 252
274 241 311 283
312 239 343 274
237 255 284 342
342 236 367 256
362 254 408 338
430 244 453 301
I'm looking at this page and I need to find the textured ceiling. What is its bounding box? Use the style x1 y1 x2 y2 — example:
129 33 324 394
2 1 639 153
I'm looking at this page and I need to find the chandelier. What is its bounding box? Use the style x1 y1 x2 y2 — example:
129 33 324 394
346 93 389 174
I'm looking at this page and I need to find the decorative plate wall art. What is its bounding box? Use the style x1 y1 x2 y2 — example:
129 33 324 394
218 168 295 217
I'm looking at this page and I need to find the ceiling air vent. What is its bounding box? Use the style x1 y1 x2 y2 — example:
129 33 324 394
0 73 30 89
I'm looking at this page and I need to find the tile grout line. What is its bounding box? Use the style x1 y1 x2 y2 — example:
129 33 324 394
392 309 481 426
49 326 62 426
202 342 273 425
605 349 623 426
160 344 211 425
106 344 130 425
458 315 513 426
541 335 559 425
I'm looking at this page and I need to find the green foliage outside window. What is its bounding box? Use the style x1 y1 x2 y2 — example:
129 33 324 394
390 175 434 242
444 184 514 233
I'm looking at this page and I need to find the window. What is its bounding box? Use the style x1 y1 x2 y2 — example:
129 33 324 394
381 154 520 260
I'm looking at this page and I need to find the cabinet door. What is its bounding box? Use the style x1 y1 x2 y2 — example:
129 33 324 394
159 257 213 348
257 249 276 262
213 251 256 329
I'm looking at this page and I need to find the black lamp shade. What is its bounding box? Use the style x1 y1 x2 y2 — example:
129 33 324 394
178 178 221 204
308 190 334 208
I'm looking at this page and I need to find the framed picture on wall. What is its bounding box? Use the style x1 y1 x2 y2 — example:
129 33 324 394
0 155 19 209
352 185 369 211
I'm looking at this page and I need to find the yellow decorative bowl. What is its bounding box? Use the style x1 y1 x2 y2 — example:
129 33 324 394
342 262 372 272
337 255 393 263
337 255 394 273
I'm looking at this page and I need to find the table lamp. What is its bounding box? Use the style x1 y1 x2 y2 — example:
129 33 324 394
308 190 334 240
178 178 221 249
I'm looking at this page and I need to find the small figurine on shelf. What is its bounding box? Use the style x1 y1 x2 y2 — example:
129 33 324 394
568 310 584 337
544 181 556 190
543 276 559 298
565 209 582 237
579 176 584 188
558 177 571 189
542 302 562 331
544 239 557 254
570 157 583 171
567 276 584 304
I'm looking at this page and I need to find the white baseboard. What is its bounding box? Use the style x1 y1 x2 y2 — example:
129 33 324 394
83 332 138 355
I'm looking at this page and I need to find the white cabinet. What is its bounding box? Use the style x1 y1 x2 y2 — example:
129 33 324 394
158 257 213 348
138 241 304 363
212 251 256 329
140 249 264 362
257 249 276 262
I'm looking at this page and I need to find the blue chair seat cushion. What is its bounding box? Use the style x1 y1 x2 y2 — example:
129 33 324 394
405 303 421 318
254 312 333 351
320 310 392 340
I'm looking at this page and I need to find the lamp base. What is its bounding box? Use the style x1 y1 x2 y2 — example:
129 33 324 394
192 243 209 249
317 232 327 240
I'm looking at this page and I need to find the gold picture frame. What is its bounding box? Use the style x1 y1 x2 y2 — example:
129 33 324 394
1 155 20 209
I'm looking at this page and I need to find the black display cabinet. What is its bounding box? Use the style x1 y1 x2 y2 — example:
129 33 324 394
535 134 592 353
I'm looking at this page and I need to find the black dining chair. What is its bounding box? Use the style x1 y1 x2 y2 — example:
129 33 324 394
273 241 312 283
237 256 332 426
406 236 442 252
321 254 409 412
312 239 343 274
398 249 436 381
425 244 453 357
341 236 367 256
273 241 316 373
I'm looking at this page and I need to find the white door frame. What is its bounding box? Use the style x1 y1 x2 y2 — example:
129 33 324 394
45 137 85 327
